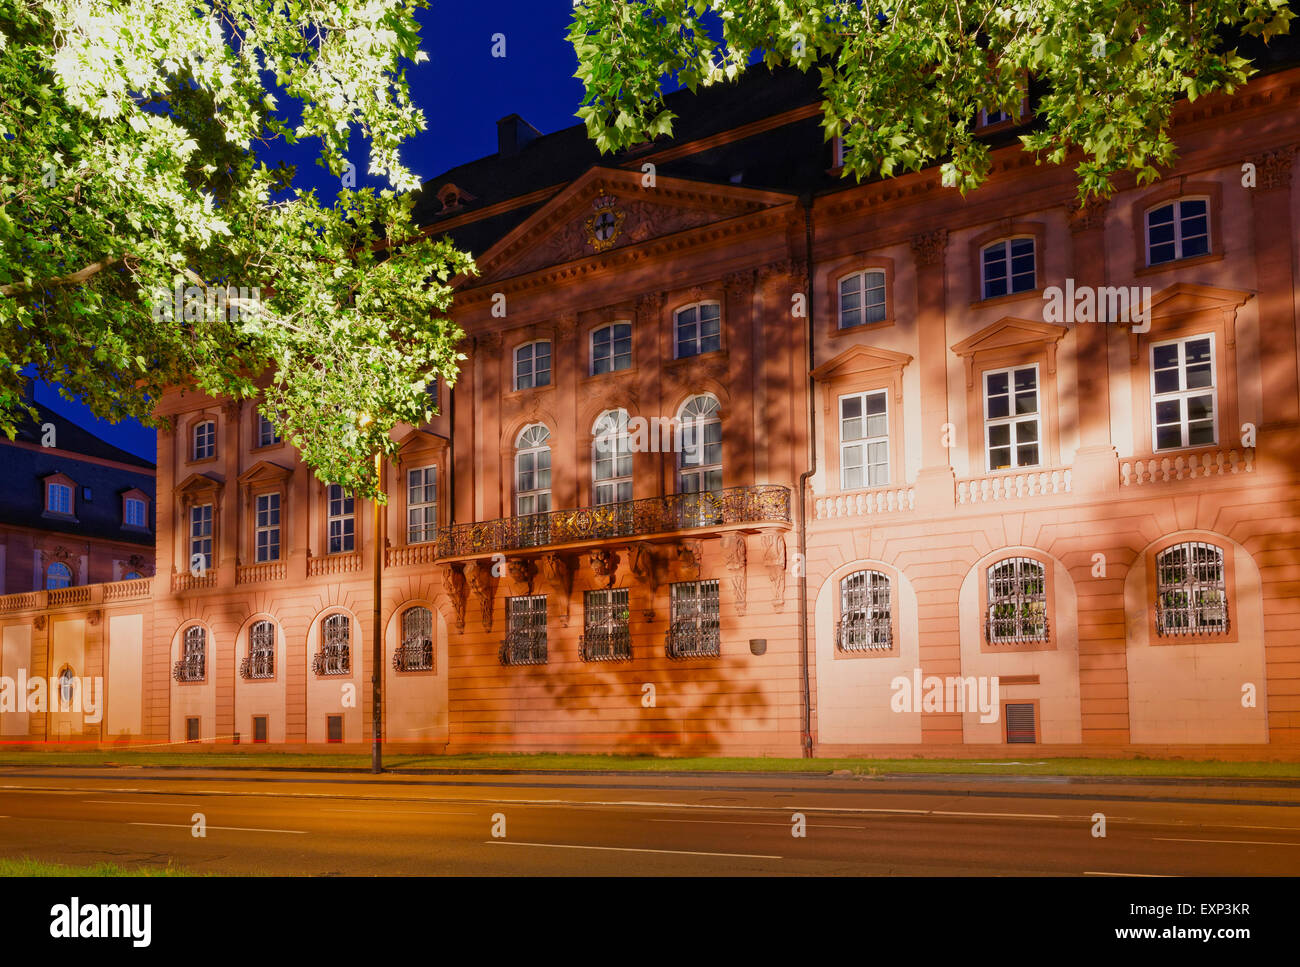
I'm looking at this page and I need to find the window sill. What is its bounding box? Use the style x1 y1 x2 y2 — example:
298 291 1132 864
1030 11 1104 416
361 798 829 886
665 349 725 367
830 318 896 337
250 441 285 454
504 381 556 400
41 511 78 524
121 524 152 535
969 287 1044 312
187 455 220 467
1135 250 1225 277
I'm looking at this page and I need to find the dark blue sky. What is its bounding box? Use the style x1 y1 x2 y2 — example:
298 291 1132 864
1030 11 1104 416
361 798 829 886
37 1 594 463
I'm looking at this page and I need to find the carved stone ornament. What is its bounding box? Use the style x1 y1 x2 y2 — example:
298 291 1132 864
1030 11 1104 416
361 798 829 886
442 564 468 631
33 615 47 632
466 560 496 630
87 609 102 627
540 553 574 625
585 194 627 253
1067 196 1108 234
762 533 787 612
1251 146 1295 191
506 558 533 594
675 540 704 580
628 542 658 620
589 548 620 587
909 229 948 268
721 532 748 616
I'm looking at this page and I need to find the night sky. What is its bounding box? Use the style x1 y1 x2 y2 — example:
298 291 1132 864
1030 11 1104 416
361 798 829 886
34 1 600 463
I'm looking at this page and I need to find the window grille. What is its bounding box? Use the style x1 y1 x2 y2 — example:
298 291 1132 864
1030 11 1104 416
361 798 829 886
986 557 1049 643
314 614 351 675
666 580 720 658
581 589 632 661
395 607 434 671
241 620 275 679
175 626 206 682
837 570 892 651
1156 541 1229 637
501 595 548 665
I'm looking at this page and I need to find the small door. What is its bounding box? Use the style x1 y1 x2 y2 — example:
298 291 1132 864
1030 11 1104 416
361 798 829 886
185 717 200 742
253 716 268 743
326 714 343 743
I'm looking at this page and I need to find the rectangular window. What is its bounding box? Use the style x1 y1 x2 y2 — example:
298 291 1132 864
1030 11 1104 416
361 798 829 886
185 717 200 742
255 493 281 562
666 580 720 658
124 497 147 527
591 323 633 374
253 716 268 743
326 714 343 743
839 391 889 489
1151 336 1216 451
407 466 437 544
328 485 355 554
1146 199 1210 265
502 595 548 665
193 421 216 460
839 271 887 328
1005 703 1036 743
46 482 72 515
675 303 721 358
582 589 631 661
257 412 281 447
984 365 1041 471
189 503 213 571
514 341 552 390
981 237 1036 299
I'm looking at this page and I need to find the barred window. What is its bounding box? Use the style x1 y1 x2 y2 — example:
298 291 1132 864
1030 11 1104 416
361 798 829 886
175 626 206 682
666 580 720 658
395 606 434 672
407 466 437 544
986 557 1049 644
241 620 275 680
581 589 631 661
837 570 892 651
314 614 351 675
1156 541 1229 637
501 595 548 665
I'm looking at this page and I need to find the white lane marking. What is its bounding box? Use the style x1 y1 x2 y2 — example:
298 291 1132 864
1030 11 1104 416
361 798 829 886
1152 837 1300 847
932 810 1065 819
485 840 781 859
129 822 306 834
1084 871 1174 877
319 807 477 816
85 800 201 807
651 818 862 829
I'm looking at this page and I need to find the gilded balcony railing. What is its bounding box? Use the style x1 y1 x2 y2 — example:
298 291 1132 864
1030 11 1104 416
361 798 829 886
437 486 791 558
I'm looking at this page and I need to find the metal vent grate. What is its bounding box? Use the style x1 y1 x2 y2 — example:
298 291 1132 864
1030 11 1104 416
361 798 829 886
1005 703 1036 744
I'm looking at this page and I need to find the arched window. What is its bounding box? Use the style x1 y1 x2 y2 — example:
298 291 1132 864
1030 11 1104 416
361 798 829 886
175 626 206 682
1145 197 1210 265
591 323 632 374
395 606 434 672
314 614 351 675
45 562 72 590
838 570 892 651
980 236 1036 299
515 424 552 515
677 395 722 494
674 301 721 358
514 340 552 390
1156 541 1228 636
193 419 216 460
241 620 275 680
838 270 887 328
592 409 633 505
986 557 1048 643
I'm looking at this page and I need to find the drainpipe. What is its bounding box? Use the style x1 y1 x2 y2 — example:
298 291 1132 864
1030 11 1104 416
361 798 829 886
796 194 816 759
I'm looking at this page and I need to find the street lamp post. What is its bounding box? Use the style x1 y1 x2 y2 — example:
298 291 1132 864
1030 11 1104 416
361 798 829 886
371 448 384 774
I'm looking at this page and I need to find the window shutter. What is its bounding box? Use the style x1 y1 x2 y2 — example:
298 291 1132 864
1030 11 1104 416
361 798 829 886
1005 703 1036 743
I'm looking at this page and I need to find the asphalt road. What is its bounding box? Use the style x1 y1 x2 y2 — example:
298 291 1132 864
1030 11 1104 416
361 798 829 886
1 767 1299 875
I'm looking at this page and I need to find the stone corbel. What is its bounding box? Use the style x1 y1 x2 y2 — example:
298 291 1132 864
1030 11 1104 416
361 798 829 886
466 560 496 630
442 563 468 632
33 615 47 632
589 548 619 588
540 553 574 625
506 558 534 595
762 533 787 612
87 610 101 627
675 540 704 581
721 532 748 616
909 229 948 268
627 542 659 620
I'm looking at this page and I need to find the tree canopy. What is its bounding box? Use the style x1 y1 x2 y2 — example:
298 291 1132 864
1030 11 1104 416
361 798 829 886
0 0 473 497
568 0 1294 200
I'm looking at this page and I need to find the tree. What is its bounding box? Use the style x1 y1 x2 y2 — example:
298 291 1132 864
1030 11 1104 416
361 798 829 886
0 0 473 497
568 1 1294 200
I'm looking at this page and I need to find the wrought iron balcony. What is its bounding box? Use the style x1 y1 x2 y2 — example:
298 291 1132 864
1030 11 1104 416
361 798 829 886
239 653 275 680
173 656 205 683
835 616 892 652
393 639 434 672
665 620 720 659
499 630 547 666
436 485 791 560
312 644 351 676
579 627 632 662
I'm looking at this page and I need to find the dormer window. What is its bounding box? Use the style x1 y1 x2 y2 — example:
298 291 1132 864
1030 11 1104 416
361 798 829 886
124 497 147 527
46 481 73 515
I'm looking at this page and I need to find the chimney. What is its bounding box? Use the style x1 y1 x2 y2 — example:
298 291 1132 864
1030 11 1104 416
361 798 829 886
497 114 541 158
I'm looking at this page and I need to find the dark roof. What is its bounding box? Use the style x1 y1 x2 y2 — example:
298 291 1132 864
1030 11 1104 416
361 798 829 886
1 398 156 546
413 65 828 251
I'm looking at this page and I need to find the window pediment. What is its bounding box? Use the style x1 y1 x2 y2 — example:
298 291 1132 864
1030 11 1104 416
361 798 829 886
176 472 223 504
236 460 293 488
811 345 912 402
950 317 1066 388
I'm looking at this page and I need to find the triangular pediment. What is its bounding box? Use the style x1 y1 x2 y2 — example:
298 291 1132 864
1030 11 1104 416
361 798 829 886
811 343 914 381
471 166 794 283
1146 283 1253 321
176 472 223 497
951 317 1067 357
236 460 292 487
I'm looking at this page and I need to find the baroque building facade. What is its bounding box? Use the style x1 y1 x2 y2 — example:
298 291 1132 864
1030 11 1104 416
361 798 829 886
2 62 1299 757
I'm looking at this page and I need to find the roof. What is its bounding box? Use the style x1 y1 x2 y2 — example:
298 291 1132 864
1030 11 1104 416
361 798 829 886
8 397 155 470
